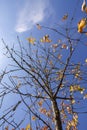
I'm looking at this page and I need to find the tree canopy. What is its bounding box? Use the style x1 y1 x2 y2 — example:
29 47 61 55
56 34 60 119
0 1 87 130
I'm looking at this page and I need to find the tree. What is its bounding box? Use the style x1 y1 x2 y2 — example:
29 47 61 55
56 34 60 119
0 2 87 130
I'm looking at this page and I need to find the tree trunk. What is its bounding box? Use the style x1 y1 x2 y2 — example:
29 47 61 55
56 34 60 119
51 99 63 130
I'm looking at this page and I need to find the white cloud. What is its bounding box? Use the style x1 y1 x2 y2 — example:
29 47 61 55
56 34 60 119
15 0 53 33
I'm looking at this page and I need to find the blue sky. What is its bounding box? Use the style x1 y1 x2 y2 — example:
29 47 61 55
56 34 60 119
0 0 82 37
0 0 82 68
0 0 86 72
0 0 87 129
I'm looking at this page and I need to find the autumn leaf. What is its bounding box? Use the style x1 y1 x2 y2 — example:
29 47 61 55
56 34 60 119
32 116 36 120
52 44 58 49
38 100 43 107
71 99 75 104
49 60 53 66
16 81 21 89
81 0 86 11
70 86 74 92
83 94 87 99
78 87 85 94
70 85 85 94
62 14 68 21
84 7 87 13
5 126 9 130
57 54 62 59
61 44 68 49
36 24 42 30
26 124 30 130
78 18 87 33
75 73 79 78
81 0 87 13
46 110 51 117
41 126 48 130
66 106 72 114
39 108 47 114
40 35 52 43
27 37 36 44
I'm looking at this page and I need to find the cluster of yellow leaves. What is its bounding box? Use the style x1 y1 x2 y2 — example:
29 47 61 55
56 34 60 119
27 37 36 44
51 43 68 54
77 1 87 33
78 18 87 33
61 109 67 120
37 95 53 121
39 108 47 114
26 35 52 45
56 70 64 80
66 114 78 130
70 85 85 94
39 107 52 118
60 103 73 123
71 64 82 79
51 44 59 53
81 0 87 13
51 44 58 49
5 126 31 130
40 35 52 43
5 124 49 130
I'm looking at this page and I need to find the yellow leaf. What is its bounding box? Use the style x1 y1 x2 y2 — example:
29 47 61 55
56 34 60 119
58 54 62 59
38 100 43 107
62 14 68 21
39 108 47 114
70 86 74 92
81 0 87 13
75 73 79 78
27 37 36 44
71 99 75 104
26 124 30 130
40 35 52 43
78 18 87 33
78 87 85 94
32 116 36 120
84 94 87 99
